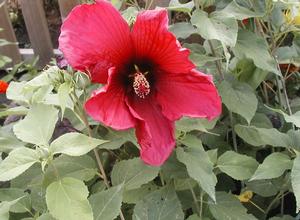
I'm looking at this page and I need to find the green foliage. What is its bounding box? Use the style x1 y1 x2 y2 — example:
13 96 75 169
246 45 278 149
217 150 258 180
1 0 300 219
13 104 58 146
132 185 184 220
111 158 159 190
50 132 107 156
89 184 123 220
46 177 93 220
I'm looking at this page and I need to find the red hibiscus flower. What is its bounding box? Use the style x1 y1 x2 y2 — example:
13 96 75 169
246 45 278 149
0 80 8 94
59 0 222 166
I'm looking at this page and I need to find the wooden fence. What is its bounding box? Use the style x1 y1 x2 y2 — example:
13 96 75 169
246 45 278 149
0 0 170 68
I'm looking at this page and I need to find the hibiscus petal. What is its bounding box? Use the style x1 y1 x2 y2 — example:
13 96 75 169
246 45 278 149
85 67 136 130
156 69 222 121
59 0 132 84
126 95 175 166
131 9 194 74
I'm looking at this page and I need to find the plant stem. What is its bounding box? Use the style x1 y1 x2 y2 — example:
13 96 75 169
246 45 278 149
208 40 224 81
71 91 125 220
249 200 266 214
229 111 238 152
280 76 292 116
81 104 110 188
189 184 200 215
199 190 203 219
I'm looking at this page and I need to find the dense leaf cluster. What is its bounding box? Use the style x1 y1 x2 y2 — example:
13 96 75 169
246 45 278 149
1 0 300 219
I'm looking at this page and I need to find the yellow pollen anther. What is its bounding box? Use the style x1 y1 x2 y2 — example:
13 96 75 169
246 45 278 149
133 72 150 99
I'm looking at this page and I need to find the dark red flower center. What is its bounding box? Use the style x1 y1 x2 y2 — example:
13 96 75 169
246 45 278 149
123 60 155 99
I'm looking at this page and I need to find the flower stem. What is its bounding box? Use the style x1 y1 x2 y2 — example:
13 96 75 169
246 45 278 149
229 111 238 152
208 40 224 81
72 91 126 220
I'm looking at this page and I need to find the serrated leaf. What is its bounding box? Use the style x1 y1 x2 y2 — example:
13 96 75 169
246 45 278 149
169 22 196 39
0 188 31 213
234 124 291 147
50 132 107 156
246 180 278 197
232 59 269 89
291 156 300 211
43 155 97 186
191 10 238 47
176 117 218 133
0 106 28 118
220 1 264 20
89 184 123 220
111 158 159 190
168 0 194 13
250 152 292 181
98 128 137 150
46 177 93 220
233 29 280 75
123 183 160 204
133 185 184 220
209 192 257 220
267 106 300 128
176 135 216 201
217 151 258 180
57 82 71 118
13 104 58 146
36 213 56 220
0 147 39 181
0 128 24 153
218 80 257 124
0 198 22 220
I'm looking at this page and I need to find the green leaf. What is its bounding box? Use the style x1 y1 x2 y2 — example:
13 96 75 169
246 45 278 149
0 188 30 213
246 180 278 197
267 106 300 128
217 151 258 180
0 147 40 181
291 156 300 211
13 104 58 146
50 132 107 156
233 29 280 75
98 128 137 150
0 55 12 68
209 192 257 220
218 80 258 124
169 22 196 39
123 183 160 204
89 184 123 220
6 81 28 103
220 1 264 20
232 59 269 89
43 155 97 186
46 177 93 220
176 117 218 133
0 128 24 153
111 158 159 190
176 135 217 201
0 106 28 118
133 185 184 220
191 10 238 47
57 82 71 118
186 214 201 220
0 198 22 220
36 213 56 220
288 130 300 151
250 152 292 181
234 124 291 147
168 0 194 13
